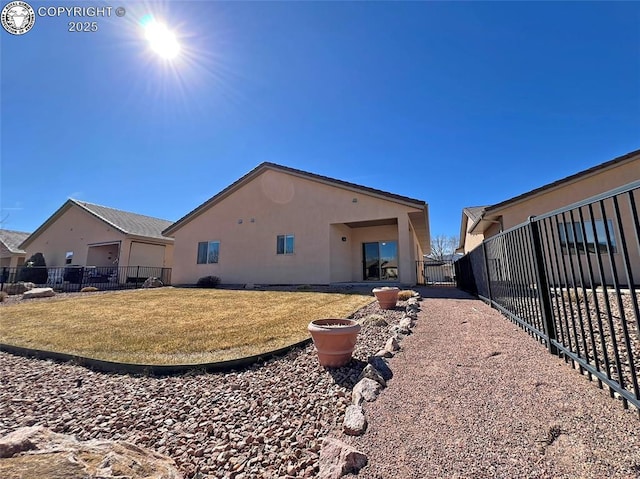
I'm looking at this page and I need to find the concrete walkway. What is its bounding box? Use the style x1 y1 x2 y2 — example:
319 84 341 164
344 287 640 479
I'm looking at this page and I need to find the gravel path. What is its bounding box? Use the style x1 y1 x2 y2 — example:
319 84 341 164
343 287 640 479
0 296 404 478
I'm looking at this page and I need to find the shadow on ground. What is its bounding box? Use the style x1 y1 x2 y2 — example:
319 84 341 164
415 286 477 300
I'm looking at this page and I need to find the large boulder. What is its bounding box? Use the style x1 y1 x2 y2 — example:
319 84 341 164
22 288 55 299
142 277 164 288
0 426 182 479
319 437 368 479
2 282 34 295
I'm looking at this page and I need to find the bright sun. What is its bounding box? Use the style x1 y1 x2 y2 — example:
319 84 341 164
142 17 180 60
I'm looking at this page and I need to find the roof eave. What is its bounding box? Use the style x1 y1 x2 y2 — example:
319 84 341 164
163 162 429 236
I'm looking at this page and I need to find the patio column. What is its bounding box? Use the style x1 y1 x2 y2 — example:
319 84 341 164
397 215 414 284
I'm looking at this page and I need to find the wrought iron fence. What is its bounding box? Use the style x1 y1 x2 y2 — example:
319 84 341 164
0 265 171 293
456 180 640 415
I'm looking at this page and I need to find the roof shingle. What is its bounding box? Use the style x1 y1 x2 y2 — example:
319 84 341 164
0 229 30 254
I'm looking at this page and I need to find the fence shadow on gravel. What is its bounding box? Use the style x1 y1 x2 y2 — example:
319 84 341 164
455 180 640 417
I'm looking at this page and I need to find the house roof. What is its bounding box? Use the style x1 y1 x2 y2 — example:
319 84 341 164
484 148 639 217
163 162 429 238
20 199 174 249
468 147 640 235
0 229 30 255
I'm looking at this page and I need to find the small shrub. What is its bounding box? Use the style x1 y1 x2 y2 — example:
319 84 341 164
81 286 99 293
196 275 221 288
397 290 416 301
296 284 312 291
18 252 48 284
0 291 7 302
360 314 388 327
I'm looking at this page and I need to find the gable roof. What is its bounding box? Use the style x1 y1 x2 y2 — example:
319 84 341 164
468 147 640 235
0 229 30 255
21 199 174 249
456 206 488 252
485 148 640 217
163 162 429 237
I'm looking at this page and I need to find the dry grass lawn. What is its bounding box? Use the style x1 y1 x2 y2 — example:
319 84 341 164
0 288 373 365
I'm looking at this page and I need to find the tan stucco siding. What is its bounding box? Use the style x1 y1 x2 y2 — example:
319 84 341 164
494 159 639 231
462 232 484 254
171 170 425 285
24 206 126 267
24 206 173 269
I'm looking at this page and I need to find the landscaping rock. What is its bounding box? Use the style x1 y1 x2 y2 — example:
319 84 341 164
385 336 400 352
142 277 164 288
342 405 367 436
375 349 393 358
0 426 37 458
389 324 411 337
352 378 383 405
368 356 393 381
0 426 182 479
22 288 55 299
358 364 386 387
319 437 367 479
2 282 34 295
404 310 418 320
399 317 414 330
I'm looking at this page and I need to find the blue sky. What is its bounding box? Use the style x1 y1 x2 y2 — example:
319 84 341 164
2 1 639 242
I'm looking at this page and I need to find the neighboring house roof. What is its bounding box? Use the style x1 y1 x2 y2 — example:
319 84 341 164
468 148 640 235
456 206 488 252
0 229 30 255
163 162 429 239
20 199 174 249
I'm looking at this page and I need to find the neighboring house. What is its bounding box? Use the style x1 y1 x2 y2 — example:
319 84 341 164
0 229 30 268
456 206 489 255
163 162 430 285
20 199 174 270
457 148 640 253
456 148 640 286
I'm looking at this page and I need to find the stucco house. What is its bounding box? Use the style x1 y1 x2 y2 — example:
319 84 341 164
163 162 430 286
456 148 640 287
457 148 640 254
20 199 174 271
0 229 29 268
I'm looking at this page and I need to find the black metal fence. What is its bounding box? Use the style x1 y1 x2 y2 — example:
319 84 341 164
456 180 640 415
416 260 456 286
1 265 171 293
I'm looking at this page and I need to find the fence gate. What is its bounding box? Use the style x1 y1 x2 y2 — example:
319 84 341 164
416 260 457 286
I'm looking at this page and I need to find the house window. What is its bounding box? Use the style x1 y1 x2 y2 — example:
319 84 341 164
197 241 220 264
65 252 73 265
558 219 617 254
277 234 295 255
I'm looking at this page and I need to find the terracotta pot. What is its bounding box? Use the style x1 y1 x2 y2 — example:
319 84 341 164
308 319 361 368
372 287 399 310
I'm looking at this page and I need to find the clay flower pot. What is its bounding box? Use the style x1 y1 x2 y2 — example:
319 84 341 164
372 287 399 310
308 319 361 368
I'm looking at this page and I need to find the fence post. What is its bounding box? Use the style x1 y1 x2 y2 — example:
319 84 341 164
528 217 558 355
481 242 493 302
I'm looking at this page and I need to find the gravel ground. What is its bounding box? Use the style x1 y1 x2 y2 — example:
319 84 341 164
343 287 640 479
0 294 405 478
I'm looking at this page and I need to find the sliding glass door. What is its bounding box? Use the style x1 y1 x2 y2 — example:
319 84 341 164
362 241 398 281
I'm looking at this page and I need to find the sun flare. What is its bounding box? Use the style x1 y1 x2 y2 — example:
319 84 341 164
141 16 180 60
